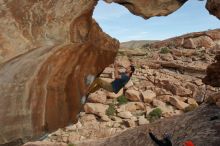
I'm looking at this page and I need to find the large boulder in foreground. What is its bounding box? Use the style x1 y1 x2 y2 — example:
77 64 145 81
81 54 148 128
1 0 220 145
76 104 220 146
0 0 119 145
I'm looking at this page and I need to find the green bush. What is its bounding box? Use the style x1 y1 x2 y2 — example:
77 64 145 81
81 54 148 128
106 103 116 116
160 47 170 54
68 144 75 146
117 95 128 105
148 108 162 122
149 108 162 118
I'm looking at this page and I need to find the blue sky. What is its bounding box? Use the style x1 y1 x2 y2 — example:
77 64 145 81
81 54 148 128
93 0 220 42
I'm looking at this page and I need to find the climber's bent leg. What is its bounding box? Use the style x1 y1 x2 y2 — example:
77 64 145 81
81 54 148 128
88 78 113 93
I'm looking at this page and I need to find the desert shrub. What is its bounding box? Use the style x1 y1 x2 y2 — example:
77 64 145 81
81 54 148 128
160 47 170 54
117 95 128 105
68 143 75 146
147 108 162 122
106 103 116 116
184 104 197 113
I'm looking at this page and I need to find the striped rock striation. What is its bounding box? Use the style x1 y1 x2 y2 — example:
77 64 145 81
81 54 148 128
0 0 119 145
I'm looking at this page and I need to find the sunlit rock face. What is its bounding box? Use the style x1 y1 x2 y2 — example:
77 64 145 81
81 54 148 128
206 0 220 19
0 0 220 145
104 0 187 19
0 0 119 145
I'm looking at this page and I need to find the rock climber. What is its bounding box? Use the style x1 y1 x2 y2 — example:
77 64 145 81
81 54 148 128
87 62 135 94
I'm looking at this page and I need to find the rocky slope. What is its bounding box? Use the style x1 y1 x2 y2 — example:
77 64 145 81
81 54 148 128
0 0 220 145
120 40 156 50
75 104 220 146
25 29 220 146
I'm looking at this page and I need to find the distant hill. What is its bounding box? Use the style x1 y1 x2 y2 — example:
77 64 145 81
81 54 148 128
120 40 158 49
120 29 220 50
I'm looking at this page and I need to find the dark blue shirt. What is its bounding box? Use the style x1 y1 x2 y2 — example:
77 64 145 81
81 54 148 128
111 73 130 94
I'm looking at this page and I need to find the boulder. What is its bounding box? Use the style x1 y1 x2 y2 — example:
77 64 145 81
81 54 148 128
157 95 171 103
80 114 97 124
123 119 136 128
158 80 192 97
125 89 141 101
107 88 123 99
160 53 174 61
100 115 111 122
141 90 156 103
171 84 192 97
152 99 174 114
68 133 85 143
138 116 149 125
111 116 123 123
117 111 133 119
169 96 189 110
88 91 107 104
187 98 198 107
84 103 109 116
118 102 145 112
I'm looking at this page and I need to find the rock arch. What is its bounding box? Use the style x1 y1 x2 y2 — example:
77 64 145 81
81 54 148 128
0 0 219 145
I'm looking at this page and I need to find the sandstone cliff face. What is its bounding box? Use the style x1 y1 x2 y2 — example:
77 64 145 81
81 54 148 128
0 0 119 145
0 0 220 145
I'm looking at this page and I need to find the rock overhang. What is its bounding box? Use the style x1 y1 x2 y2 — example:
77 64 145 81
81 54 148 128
0 0 219 145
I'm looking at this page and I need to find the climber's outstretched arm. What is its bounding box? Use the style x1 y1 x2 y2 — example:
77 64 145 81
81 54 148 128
114 62 120 79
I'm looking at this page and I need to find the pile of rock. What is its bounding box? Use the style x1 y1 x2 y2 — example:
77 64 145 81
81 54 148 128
44 57 218 144
43 30 220 144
